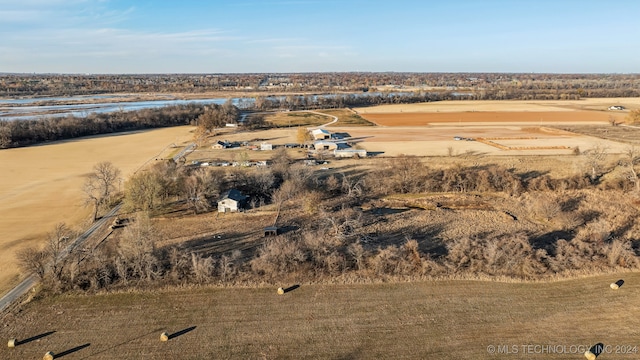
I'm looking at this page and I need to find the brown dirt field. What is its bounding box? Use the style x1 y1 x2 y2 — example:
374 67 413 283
2 273 639 359
355 98 640 113
0 126 196 294
360 111 624 126
332 125 630 157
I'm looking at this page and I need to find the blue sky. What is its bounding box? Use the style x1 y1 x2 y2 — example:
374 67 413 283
1 0 639 74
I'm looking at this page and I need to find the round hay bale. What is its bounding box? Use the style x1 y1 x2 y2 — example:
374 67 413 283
43 351 55 360
7 339 16 348
277 287 284 295
611 279 625 289
584 350 596 360
160 332 169 342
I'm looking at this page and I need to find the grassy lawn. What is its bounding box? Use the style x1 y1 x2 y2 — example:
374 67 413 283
2 273 640 359
262 111 330 127
320 108 375 126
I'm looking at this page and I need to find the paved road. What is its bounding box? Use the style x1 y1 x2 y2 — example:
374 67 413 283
0 204 121 314
172 142 196 162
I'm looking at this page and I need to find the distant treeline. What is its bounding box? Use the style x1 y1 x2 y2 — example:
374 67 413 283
0 104 205 149
3 72 640 99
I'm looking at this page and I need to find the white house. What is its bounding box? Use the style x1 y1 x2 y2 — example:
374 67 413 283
217 189 248 213
260 142 273 151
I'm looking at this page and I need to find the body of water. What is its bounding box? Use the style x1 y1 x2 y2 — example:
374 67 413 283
0 91 461 121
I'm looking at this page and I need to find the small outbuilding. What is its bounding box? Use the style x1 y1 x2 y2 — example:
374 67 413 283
212 140 230 149
334 148 367 158
264 226 280 236
217 189 248 213
313 140 338 151
260 142 273 151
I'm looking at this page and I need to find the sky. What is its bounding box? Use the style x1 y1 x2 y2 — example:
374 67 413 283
1 0 639 74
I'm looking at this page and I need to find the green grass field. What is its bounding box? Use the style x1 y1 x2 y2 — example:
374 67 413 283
2 273 639 359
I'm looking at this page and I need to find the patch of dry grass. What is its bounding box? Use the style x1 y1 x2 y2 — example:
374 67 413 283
262 111 329 127
2 273 640 359
318 108 375 126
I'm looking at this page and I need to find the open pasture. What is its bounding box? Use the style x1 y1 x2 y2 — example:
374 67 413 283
2 273 639 359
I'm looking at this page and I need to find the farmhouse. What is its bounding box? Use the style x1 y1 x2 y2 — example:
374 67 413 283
311 128 331 140
217 189 248 213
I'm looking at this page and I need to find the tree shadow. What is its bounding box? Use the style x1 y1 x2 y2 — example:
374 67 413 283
278 225 300 235
518 170 550 182
580 210 601 223
610 216 636 240
366 207 409 216
366 151 385 157
14 331 56 346
560 194 585 212
529 230 575 252
168 326 197 340
55 343 90 358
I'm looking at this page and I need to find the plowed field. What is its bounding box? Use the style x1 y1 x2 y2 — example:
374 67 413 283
361 111 622 126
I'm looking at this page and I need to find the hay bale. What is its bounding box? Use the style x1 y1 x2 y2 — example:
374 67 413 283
585 342 604 359
160 332 169 342
7 339 16 348
43 351 55 360
610 279 624 289
277 287 284 295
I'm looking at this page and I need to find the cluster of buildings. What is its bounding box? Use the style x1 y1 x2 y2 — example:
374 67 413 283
210 128 367 159
309 128 367 158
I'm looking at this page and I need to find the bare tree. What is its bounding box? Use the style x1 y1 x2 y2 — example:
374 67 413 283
46 223 72 281
184 171 210 214
83 161 121 220
124 170 164 211
623 146 640 192
15 223 72 282
16 247 47 280
118 214 159 281
583 145 608 183
626 109 640 125
296 127 312 144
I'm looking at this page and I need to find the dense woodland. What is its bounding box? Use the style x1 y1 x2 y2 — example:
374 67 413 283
3 72 640 99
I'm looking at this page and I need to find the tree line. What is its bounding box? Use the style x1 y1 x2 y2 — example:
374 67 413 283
0 103 234 149
3 72 640 98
